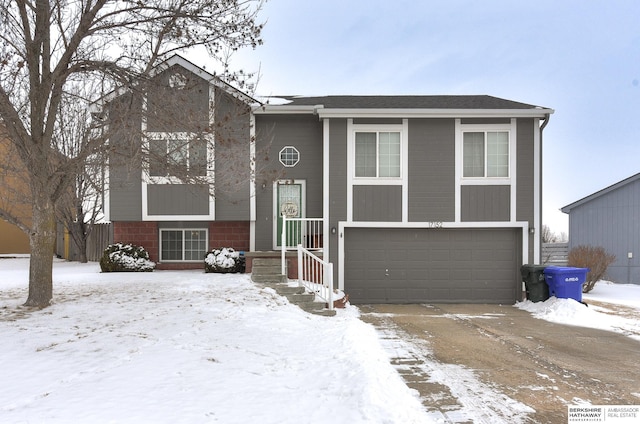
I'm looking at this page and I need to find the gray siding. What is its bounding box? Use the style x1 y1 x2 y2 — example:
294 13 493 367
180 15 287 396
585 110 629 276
568 180 640 284
353 186 402 221
214 88 251 220
408 118 455 222
108 93 143 221
253 114 324 250
147 185 209 216
328 119 348 272
516 118 535 223
146 65 209 132
461 185 510 221
515 118 537 265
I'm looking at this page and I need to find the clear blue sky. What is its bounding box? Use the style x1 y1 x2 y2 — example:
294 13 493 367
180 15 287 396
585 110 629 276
197 0 640 235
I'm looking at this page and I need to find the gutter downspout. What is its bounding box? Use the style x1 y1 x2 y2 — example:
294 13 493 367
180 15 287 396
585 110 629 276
538 113 550 263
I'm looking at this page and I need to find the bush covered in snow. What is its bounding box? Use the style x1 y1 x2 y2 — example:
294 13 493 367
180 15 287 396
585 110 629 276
99 243 156 272
204 248 245 273
568 245 616 293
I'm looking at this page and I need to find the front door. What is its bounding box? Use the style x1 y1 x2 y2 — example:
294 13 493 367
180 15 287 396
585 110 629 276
274 180 306 249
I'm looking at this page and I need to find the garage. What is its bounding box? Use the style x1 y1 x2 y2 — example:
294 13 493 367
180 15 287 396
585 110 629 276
344 227 522 304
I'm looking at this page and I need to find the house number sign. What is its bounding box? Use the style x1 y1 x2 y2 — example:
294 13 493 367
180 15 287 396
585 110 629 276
280 201 299 217
428 221 443 228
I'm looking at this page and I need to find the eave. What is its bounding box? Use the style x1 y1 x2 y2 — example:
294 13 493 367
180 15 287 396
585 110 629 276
253 105 555 119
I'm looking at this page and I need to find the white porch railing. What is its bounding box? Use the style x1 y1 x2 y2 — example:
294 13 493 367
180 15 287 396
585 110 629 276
281 216 323 274
297 244 334 311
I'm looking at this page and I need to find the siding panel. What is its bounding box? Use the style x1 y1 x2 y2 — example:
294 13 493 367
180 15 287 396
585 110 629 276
569 179 640 283
461 185 510 221
353 185 402 221
253 114 324 250
408 119 455 222
147 185 209 216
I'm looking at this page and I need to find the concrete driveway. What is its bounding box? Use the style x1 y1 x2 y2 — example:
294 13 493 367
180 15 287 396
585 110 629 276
359 304 640 424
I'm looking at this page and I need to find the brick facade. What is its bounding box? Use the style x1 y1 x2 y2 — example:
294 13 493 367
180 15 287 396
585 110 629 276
112 221 251 270
208 221 250 252
112 221 159 262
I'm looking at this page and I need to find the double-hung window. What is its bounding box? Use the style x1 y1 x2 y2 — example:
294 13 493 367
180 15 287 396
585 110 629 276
463 131 509 178
160 229 208 262
355 131 401 178
148 133 208 179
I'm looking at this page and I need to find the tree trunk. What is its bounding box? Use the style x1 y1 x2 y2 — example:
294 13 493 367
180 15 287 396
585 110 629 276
24 195 57 308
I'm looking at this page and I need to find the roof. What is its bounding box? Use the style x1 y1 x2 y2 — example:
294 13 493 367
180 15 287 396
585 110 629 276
255 95 554 118
95 54 259 108
561 172 640 213
277 95 544 110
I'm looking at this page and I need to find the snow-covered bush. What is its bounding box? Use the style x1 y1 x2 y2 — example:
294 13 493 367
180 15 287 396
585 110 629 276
205 248 245 273
568 245 616 293
99 243 156 272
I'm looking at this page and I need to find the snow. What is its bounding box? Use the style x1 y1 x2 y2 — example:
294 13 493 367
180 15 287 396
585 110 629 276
0 258 430 423
1 257 639 423
515 280 640 340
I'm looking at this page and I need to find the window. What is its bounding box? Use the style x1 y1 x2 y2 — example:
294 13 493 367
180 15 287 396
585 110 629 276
279 146 300 167
160 229 207 261
149 134 207 178
463 131 509 178
355 131 401 178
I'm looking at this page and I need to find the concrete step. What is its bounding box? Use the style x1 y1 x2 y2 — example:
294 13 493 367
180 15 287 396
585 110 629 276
252 258 283 267
251 273 287 284
285 292 315 303
297 300 337 317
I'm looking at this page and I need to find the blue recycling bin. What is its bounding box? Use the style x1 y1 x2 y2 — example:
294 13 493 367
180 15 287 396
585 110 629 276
543 266 590 302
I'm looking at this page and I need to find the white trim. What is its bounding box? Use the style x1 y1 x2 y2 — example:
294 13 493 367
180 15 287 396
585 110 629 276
533 118 541 263
249 112 256 251
318 108 553 119
253 105 554 119
103 154 111 222
346 119 354 221
323 119 330 262
454 119 462 222
347 120 408 221
278 146 301 167
402 119 409 222
158 227 209 263
337 221 530 291
97 54 258 107
510 118 518 222
253 105 320 115
272 179 306 250
141 131 216 221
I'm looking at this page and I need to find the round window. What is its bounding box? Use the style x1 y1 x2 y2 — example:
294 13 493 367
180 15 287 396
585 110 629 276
279 146 300 167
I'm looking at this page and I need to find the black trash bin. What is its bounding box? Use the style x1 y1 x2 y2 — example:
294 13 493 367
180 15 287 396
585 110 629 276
520 265 549 302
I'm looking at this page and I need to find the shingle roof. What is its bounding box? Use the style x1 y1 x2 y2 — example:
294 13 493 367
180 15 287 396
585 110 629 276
276 95 545 110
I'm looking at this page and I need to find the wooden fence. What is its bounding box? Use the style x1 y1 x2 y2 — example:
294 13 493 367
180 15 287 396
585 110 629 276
56 222 113 262
541 242 568 266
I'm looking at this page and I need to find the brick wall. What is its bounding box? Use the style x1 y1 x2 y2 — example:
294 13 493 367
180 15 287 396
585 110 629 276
209 221 250 252
112 221 251 270
112 221 159 262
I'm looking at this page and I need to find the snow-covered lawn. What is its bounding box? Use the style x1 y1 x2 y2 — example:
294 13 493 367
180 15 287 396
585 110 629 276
0 257 430 423
1 257 639 423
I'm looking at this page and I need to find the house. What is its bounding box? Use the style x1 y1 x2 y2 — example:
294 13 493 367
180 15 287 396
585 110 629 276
561 173 640 284
104 55 553 304
0 123 31 255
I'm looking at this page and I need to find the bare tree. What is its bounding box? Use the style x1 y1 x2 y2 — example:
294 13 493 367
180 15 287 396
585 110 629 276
54 84 107 263
541 224 558 243
0 0 265 308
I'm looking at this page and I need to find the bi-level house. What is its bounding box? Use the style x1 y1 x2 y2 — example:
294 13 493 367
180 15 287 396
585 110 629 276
104 55 553 304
